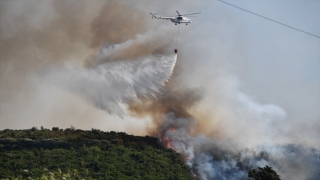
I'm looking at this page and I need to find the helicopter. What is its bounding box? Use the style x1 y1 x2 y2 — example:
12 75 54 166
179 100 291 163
150 10 200 25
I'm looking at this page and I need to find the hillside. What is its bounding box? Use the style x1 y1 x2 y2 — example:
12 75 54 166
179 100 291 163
0 127 196 180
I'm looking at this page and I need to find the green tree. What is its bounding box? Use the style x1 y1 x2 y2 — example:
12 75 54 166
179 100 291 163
248 165 281 180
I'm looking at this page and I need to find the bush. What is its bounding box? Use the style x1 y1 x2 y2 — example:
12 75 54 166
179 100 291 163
248 165 281 180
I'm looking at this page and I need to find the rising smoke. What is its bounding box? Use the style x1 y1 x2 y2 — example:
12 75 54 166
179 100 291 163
0 1 319 180
128 78 319 179
0 0 176 132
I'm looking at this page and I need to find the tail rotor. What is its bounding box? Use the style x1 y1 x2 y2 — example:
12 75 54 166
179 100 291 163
150 13 157 19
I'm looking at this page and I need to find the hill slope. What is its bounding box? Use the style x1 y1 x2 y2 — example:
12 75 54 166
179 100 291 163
0 128 195 179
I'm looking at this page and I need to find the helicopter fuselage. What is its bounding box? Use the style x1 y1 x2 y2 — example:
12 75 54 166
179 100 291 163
150 11 199 25
170 17 191 24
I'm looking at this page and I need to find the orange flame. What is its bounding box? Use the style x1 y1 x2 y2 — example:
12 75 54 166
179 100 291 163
170 127 176 132
162 137 171 148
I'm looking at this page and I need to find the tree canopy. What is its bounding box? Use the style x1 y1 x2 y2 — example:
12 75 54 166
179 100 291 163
0 128 195 179
248 165 281 180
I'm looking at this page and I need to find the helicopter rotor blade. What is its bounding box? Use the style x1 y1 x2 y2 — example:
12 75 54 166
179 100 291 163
184 15 198 17
180 12 201 16
176 10 181 16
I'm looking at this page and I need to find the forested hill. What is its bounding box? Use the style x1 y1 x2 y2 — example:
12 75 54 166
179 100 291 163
0 127 196 180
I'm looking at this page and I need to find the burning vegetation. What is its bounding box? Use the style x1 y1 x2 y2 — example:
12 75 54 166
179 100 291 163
1 1 319 180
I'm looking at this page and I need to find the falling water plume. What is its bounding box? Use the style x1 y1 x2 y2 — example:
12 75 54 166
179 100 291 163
46 54 178 118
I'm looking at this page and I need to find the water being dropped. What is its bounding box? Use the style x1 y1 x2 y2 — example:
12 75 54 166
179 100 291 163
47 54 177 117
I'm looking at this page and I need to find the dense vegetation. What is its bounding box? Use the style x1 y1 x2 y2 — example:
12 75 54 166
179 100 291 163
0 127 196 180
248 165 281 180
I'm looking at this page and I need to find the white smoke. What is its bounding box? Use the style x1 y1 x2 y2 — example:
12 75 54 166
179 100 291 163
160 112 320 180
45 48 177 118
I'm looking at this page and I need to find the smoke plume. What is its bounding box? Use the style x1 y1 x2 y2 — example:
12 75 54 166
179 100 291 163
1 1 319 180
0 0 175 132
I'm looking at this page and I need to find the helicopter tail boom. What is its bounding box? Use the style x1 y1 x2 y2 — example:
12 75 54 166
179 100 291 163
150 13 173 20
